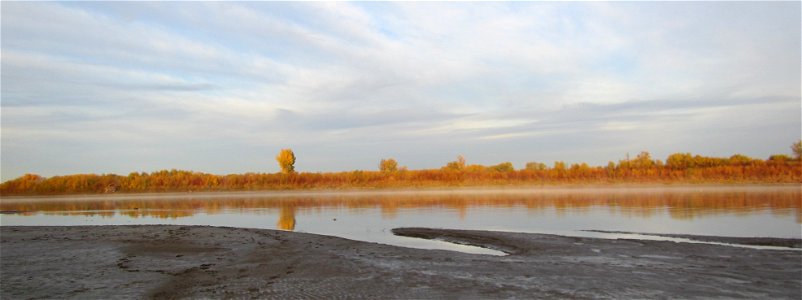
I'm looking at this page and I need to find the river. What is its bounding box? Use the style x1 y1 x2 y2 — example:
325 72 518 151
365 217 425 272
1 185 799 254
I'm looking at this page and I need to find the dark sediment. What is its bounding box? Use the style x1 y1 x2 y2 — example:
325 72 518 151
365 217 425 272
1 225 800 299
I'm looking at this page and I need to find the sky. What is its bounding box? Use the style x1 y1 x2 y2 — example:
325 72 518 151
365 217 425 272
1 2 800 180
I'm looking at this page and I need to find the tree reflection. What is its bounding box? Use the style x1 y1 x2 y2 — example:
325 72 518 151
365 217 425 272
277 205 296 231
2 188 800 223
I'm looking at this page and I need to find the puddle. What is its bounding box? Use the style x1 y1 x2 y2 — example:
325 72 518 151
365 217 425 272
403 236 507 256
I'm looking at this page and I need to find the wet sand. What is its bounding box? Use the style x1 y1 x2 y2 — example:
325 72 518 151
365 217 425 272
1 226 800 299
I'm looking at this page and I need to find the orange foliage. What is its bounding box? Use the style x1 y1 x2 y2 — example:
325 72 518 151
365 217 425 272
1 152 800 195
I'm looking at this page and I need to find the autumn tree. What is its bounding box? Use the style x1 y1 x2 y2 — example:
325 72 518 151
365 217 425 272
525 162 547 171
379 158 398 173
606 161 617 177
768 154 791 163
276 148 296 174
666 153 693 169
792 140 802 161
0 174 43 194
490 162 514 172
728 154 754 166
444 155 466 171
632 151 654 169
553 161 566 178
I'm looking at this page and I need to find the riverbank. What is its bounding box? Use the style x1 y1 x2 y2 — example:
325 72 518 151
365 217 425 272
1 226 800 299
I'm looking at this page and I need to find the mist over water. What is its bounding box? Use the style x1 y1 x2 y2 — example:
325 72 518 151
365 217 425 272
2 185 800 253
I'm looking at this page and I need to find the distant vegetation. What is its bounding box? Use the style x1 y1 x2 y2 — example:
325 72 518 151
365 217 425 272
1 143 801 195
379 158 399 173
275 149 296 174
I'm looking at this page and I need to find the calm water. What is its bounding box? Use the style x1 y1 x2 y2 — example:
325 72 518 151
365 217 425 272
1 186 800 254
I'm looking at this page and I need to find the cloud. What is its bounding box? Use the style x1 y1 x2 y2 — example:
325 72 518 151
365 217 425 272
1 2 799 179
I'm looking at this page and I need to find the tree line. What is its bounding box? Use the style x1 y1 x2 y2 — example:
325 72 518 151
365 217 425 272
2 142 800 195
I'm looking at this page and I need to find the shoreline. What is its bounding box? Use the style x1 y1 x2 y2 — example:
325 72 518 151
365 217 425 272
393 228 802 251
2 225 800 299
581 230 802 249
1 182 798 201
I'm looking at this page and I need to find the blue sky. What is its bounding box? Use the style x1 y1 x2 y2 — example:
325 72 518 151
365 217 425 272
1 2 800 180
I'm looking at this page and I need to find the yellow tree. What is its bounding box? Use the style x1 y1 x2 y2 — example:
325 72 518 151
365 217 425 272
525 162 547 171
490 162 514 172
379 158 398 173
632 151 654 169
444 155 466 171
276 148 296 174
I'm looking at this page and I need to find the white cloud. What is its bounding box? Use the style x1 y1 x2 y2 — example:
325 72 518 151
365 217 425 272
1 2 799 179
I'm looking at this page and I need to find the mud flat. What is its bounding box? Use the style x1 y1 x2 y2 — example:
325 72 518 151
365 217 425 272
1 226 800 299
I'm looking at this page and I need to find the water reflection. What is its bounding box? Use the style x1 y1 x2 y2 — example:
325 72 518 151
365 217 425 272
277 205 296 231
2 186 800 227
3 187 800 253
